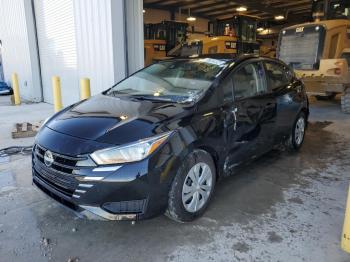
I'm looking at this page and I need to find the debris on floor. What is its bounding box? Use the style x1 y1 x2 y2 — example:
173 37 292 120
11 121 42 139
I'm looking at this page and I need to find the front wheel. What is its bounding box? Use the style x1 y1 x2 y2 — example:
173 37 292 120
286 112 306 151
166 150 216 222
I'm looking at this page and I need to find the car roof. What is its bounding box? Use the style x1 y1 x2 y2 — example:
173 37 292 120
160 54 286 70
168 53 278 63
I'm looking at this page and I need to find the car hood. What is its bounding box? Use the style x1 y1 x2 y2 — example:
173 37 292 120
46 94 190 145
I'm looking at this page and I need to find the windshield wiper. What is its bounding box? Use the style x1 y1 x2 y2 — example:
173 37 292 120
129 95 175 102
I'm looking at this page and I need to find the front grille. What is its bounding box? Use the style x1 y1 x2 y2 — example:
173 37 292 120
33 167 76 197
102 200 147 214
33 177 78 211
35 144 85 175
33 144 87 197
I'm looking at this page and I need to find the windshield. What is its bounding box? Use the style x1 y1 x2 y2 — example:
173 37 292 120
328 0 350 19
278 26 324 70
107 58 229 103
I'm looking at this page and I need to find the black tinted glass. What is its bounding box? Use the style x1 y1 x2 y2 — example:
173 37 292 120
265 62 289 90
232 63 266 99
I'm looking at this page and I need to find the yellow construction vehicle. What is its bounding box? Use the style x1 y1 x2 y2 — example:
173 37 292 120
164 15 259 59
144 39 167 66
144 21 187 66
167 35 238 57
277 0 350 113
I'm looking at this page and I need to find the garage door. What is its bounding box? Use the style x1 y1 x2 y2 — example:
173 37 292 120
34 0 79 105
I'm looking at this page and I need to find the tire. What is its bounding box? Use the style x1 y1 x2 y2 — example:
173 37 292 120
341 89 350 114
166 150 216 222
286 112 306 151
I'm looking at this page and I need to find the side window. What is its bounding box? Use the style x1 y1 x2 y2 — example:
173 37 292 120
222 77 233 103
329 34 339 58
232 63 266 99
341 53 350 71
265 62 290 90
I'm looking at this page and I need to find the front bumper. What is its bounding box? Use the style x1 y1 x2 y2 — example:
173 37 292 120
32 143 172 221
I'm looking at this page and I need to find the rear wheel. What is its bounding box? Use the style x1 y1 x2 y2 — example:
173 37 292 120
166 150 216 222
286 112 306 151
341 88 350 114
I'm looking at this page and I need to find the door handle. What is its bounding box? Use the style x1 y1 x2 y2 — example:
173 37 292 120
231 107 238 131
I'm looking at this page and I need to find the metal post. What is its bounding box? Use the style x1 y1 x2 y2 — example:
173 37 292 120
52 76 62 112
342 185 350 253
80 78 91 100
11 73 21 105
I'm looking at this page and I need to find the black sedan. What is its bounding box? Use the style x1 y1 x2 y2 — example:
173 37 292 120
32 55 309 222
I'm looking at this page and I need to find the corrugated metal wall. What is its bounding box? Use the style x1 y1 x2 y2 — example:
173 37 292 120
0 0 41 102
74 0 121 95
0 0 143 105
34 0 79 105
125 0 144 75
34 0 128 106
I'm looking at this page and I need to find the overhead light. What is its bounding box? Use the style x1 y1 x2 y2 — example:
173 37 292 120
257 27 264 32
236 6 247 12
187 16 196 21
143 9 146 13
187 8 196 22
274 15 285 20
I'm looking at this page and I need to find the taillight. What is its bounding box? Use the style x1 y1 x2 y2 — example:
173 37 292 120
335 68 342 75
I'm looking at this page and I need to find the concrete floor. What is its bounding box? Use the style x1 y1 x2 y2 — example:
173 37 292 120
0 95 350 262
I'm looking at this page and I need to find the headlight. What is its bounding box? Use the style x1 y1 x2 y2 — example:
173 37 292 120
90 131 173 165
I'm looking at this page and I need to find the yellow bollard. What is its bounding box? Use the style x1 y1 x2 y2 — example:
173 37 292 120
80 78 91 100
342 185 350 253
52 76 63 112
11 73 21 105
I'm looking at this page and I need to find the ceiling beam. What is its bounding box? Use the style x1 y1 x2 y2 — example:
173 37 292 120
143 3 213 20
144 0 313 24
230 0 287 16
179 0 226 10
190 1 238 12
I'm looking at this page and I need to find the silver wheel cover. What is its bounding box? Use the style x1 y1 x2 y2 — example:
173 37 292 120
182 162 213 213
295 117 305 146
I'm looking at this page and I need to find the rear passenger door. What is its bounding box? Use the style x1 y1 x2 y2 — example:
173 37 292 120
226 61 277 167
264 61 297 141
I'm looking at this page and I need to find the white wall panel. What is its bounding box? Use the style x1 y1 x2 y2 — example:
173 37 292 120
34 0 79 105
111 0 127 81
74 0 124 95
0 0 141 105
125 0 144 74
35 0 127 105
0 0 41 102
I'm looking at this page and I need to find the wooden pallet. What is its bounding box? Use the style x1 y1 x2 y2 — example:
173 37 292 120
11 122 42 139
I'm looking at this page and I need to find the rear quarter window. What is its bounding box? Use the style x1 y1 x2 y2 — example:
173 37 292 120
264 62 291 91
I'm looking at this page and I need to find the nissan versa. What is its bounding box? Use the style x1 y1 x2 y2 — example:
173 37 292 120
32 55 309 222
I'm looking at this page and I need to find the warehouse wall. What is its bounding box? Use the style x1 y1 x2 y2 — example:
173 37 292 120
34 0 129 105
0 0 143 105
144 9 171 24
125 0 144 75
0 0 42 102
74 0 126 96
